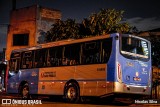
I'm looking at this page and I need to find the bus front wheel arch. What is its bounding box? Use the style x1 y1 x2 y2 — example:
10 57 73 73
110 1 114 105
64 81 80 103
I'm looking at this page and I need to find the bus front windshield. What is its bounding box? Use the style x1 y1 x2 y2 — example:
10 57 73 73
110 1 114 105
121 36 149 61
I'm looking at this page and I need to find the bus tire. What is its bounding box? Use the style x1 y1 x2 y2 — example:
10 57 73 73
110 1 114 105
64 82 80 103
20 84 31 100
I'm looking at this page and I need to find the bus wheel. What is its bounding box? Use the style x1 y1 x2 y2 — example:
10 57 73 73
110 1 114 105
64 82 80 103
21 85 30 99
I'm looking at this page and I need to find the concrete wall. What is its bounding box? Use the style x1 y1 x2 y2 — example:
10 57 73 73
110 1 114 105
6 5 61 60
36 7 61 44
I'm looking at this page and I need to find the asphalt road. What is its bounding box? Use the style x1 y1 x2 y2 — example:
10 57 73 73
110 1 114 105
0 92 159 107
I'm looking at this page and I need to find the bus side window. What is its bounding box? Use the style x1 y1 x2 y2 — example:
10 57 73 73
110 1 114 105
63 44 80 65
36 57 44 67
82 41 101 64
10 58 20 71
10 52 21 71
46 49 52 67
9 59 16 71
21 51 33 69
94 52 100 63
34 49 47 68
47 47 63 67
102 38 112 63
25 58 32 68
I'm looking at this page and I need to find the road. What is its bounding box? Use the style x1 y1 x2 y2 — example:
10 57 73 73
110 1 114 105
0 92 159 107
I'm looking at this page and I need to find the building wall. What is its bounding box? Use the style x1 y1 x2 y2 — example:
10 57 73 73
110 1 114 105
36 7 61 44
139 32 160 37
0 25 7 58
6 5 61 60
6 5 37 60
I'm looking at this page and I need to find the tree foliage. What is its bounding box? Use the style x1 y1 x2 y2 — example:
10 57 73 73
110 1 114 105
45 19 79 42
81 9 130 36
45 9 131 42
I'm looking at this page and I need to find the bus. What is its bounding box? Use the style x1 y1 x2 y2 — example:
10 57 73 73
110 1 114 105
6 33 152 102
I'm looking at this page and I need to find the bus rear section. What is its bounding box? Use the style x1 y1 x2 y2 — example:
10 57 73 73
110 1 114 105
113 34 152 96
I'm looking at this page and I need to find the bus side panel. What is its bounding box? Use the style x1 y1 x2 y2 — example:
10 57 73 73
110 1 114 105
37 64 112 96
75 64 108 96
38 66 75 95
7 69 39 94
19 69 39 94
7 73 19 93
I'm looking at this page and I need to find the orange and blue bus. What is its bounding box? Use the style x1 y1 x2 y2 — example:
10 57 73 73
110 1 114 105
6 33 151 102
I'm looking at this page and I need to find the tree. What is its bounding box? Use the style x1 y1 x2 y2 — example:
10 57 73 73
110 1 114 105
45 20 64 42
81 9 130 36
45 8 131 42
45 19 79 42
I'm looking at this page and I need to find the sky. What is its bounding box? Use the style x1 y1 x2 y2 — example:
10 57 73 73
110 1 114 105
0 0 160 51
0 0 160 31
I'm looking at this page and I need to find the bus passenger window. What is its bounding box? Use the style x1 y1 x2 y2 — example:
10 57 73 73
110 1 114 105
70 60 76 65
10 59 16 71
34 49 47 68
51 58 60 66
26 58 32 68
62 57 70 65
10 58 20 71
101 38 112 63
94 52 100 63
82 41 101 64
36 57 44 67
21 51 33 69
63 44 80 65
48 47 63 67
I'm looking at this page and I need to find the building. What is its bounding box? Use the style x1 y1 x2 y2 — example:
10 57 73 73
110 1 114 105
138 28 160 37
0 25 8 62
6 5 61 60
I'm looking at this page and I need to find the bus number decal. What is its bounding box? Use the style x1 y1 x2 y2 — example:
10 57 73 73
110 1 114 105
41 71 56 78
97 68 105 71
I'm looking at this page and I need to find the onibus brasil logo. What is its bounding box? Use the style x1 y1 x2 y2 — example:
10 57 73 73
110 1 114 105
2 99 42 105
